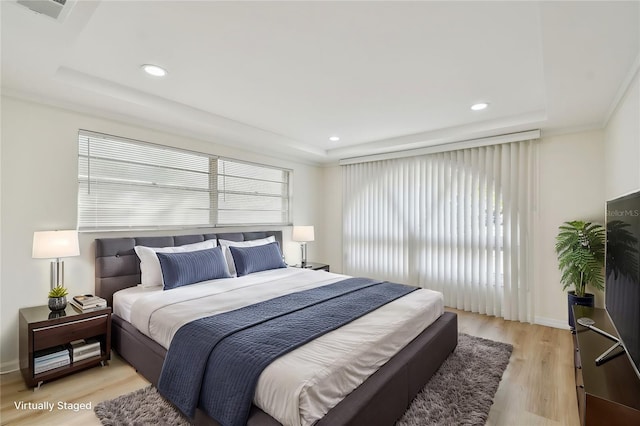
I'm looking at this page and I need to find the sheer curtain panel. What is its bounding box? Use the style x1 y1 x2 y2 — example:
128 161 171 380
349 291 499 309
343 140 537 322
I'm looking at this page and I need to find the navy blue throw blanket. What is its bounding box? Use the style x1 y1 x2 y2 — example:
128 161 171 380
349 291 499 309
158 277 417 426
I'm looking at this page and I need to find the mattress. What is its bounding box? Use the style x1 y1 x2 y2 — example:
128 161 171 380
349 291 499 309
113 267 444 426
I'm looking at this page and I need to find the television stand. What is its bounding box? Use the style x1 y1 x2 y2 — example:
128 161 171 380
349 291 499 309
576 317 626 365
572 306 640 426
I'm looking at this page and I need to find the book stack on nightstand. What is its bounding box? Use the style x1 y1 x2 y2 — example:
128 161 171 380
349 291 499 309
70 295 107 312
69 339 101 363
34 346 70 375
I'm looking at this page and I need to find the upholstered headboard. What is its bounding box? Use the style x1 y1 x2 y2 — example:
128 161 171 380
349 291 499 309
95 231 283 306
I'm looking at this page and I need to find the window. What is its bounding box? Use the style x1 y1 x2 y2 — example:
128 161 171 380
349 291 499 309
342 140 537 323
216 158 290 225
77 130 291 230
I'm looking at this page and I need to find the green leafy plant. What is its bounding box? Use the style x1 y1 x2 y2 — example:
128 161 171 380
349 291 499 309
48 285 68 298
555 220 605 297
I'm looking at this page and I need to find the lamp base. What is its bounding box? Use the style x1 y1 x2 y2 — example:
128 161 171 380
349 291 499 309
299 243 308 268
51 259 65 290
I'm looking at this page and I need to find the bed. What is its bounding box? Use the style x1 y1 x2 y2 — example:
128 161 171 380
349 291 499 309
95 231 458 426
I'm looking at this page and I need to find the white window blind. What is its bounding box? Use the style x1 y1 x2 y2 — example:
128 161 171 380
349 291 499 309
216 158 291 225
343 140 537 323
78 131 291 230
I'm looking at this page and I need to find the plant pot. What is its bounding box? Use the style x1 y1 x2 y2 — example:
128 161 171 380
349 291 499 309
567 291 594 330
48 296 67 312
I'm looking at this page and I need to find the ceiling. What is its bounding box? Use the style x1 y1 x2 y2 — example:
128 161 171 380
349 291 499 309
2 1 639 164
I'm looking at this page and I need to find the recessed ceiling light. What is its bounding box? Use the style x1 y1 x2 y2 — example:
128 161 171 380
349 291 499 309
471 102 489 111
141 64 167 77
329 136 340 142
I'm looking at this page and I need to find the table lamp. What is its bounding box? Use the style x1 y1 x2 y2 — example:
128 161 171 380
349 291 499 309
292 225 314 267
32 230 80 289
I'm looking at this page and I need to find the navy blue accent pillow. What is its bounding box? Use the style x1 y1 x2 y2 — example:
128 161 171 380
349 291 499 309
229 242 287 277
157 247 231 290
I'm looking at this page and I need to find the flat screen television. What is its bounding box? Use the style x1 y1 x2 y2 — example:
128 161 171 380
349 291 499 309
606 190 640 379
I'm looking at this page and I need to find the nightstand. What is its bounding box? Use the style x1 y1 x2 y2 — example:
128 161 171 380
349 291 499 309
19 304 111 388
293 262 330 272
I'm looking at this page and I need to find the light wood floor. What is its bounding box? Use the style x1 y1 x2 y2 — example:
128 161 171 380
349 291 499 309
0 309 579 426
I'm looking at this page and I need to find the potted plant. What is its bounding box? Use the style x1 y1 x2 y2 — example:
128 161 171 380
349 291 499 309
48 285 68 311
555 220 605 329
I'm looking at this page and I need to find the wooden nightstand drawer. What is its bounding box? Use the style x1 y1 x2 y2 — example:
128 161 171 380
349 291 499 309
33 314 108 351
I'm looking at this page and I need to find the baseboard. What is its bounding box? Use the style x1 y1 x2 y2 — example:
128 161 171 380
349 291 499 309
534 316 570 330
0 359 19 375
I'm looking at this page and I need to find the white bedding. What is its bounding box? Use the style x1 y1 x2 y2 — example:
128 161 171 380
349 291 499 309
113 267 444 426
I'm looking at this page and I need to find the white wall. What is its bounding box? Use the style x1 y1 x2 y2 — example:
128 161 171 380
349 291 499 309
534 130 605 328
604 69 640 199
320 165 343 273
0 96 324 371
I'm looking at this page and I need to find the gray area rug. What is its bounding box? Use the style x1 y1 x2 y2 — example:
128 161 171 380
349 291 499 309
95 333 512 426
396 333 512 426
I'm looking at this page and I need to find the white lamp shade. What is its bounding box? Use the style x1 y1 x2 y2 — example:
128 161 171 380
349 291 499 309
292 225 315 242
32 230 80 259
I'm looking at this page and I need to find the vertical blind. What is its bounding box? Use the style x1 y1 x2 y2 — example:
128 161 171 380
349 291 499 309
78 131 291 230
343 140 537 322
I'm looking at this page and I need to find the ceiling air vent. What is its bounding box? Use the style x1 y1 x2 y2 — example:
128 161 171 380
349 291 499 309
17 0 67 20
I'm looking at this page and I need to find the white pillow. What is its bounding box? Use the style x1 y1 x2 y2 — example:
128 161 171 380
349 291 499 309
218 236 276 276
135 240 216 287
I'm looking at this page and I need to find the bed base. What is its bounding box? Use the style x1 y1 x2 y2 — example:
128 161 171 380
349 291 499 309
112 310 457 426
